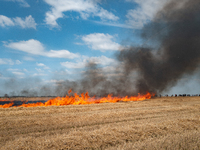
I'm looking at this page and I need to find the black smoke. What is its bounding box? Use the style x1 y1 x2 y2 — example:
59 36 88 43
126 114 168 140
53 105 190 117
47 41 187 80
118 0 200 94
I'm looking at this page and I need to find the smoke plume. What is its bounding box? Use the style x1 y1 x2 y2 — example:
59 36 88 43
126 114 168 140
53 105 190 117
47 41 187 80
118 0 200 94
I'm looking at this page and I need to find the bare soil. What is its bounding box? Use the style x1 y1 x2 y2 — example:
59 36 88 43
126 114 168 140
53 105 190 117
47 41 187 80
0 97 200 150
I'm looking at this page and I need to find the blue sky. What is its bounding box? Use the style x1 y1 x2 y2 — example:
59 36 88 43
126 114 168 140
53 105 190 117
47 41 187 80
1 0 199 96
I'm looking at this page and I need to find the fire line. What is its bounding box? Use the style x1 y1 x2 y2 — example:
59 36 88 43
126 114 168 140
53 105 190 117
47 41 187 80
0 91 153 108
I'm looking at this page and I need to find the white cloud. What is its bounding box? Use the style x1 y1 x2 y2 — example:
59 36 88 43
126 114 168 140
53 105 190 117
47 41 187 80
13 15 37 29
7 68 27 77
46 50 79 59
0 15 36 29
5 0 30 7
12 71 25 76
36 63 50 70
36 63 46 67
5 39 45 55
23 69 28 72
4 39 80 59
125 0 168 28
82 33 121 51
0 15 15 27
0 58 14 65
93 21 133 29
33 73 47 77
88 55 116 66
61 55 116 69
44 0 119 27
94 8 119 21
61 61 85 69
16 0 30 7
35 68 44 73
23 56 35 61
54 70 71 75
16 60 22 64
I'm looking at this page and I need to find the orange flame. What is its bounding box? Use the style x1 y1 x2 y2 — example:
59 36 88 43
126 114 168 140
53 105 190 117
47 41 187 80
0 102 14 108
0 91 153 108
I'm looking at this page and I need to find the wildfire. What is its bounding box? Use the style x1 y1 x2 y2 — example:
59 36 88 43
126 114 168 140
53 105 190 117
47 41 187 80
0 91 153 108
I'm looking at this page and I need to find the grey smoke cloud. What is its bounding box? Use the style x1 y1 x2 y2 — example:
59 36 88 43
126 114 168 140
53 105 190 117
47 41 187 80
118 0 200 94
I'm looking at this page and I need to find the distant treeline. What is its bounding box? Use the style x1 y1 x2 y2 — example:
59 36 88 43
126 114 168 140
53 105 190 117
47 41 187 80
154 94 200 97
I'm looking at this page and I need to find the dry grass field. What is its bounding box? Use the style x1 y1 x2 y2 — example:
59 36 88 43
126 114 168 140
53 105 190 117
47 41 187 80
0 96 200 150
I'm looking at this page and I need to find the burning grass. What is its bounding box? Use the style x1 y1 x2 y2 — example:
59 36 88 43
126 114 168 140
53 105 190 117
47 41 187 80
0 91 152 108
0 96 200 149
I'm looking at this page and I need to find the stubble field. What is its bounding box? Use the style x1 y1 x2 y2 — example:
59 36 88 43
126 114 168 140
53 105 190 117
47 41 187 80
0 96 200 150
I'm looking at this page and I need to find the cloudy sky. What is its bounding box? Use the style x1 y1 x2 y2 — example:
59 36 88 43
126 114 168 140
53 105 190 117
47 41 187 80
2 0 188 96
